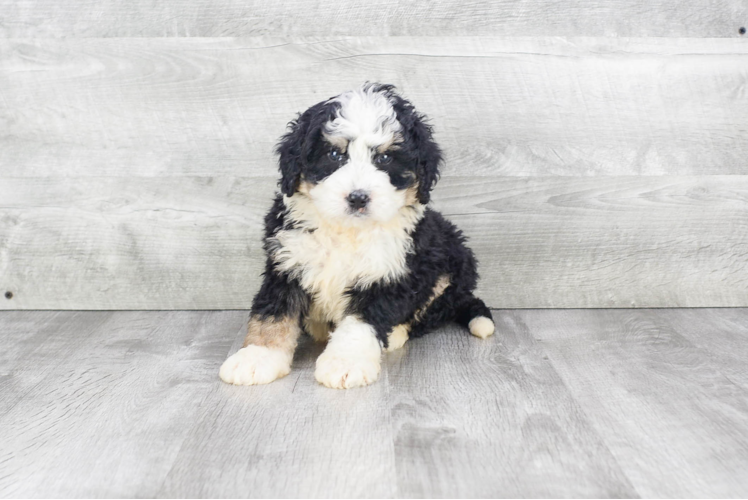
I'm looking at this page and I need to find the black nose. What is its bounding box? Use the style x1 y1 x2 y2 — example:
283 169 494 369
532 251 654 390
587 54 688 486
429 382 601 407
346 190 370 210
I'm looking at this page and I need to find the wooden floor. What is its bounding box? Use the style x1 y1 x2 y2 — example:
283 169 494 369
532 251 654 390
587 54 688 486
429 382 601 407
1 309 747 498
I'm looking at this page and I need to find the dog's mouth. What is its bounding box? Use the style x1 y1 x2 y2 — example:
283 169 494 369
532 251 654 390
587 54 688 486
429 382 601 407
348 206 368 217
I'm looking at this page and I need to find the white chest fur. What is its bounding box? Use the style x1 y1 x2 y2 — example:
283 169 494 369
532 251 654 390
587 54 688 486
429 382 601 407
270 196 423 323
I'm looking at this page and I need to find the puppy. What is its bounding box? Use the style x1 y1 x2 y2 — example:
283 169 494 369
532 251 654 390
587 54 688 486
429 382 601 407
220 83 494 389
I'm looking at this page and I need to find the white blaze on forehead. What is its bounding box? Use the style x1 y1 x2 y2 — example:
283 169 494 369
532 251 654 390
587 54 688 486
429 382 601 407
325 86 401 148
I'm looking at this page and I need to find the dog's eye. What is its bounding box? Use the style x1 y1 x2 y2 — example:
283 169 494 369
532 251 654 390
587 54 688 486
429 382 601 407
374 153 393 165
328 149 346 162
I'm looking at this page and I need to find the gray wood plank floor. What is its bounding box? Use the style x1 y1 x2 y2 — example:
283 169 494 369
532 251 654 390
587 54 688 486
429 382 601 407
1 309 747 498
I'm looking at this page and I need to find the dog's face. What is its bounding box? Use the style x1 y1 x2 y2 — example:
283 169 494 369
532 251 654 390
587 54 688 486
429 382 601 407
276 84 441 225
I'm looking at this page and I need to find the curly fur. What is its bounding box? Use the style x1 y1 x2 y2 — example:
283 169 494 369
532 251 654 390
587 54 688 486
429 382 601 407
220 83 494 389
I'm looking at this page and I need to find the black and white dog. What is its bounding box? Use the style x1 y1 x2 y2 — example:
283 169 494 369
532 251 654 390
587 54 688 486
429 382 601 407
220 83 494 389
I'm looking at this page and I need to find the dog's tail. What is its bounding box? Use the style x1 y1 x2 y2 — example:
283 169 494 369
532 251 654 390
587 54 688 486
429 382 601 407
455 295 495 339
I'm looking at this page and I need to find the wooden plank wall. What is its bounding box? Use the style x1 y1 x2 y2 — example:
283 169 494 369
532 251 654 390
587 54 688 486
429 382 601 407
1 4 747 309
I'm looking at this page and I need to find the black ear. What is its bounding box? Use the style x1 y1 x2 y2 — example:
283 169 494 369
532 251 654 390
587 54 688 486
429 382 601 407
411 116 442 204
275 114 308 197
275 101 338 197
388 90 442 205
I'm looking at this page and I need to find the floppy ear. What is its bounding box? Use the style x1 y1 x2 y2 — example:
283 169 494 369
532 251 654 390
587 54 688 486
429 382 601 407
275 101 338 197
388 89 443 205
412 116 442 204
275 113 309 197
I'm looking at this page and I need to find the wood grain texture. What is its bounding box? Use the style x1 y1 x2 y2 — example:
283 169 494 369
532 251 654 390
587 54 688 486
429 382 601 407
0 176 274 310
2 37 747 177
0 311 113 419
518 308 748 497
2 175 746 310
387 315 636 497
1 0 746 38
0 310 244 497
654 308 748 390
443 176 748 308
158 328 398 498
3 309 748 497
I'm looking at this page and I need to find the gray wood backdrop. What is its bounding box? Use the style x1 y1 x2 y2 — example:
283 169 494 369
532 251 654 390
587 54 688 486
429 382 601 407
1 2 747 309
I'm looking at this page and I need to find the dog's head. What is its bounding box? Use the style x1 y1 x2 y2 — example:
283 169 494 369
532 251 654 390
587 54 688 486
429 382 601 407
276 83 441 225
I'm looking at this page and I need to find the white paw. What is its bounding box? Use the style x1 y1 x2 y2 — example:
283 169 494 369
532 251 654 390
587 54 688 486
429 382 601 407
469 316 495 339
219 345 292 386
315 352 381 389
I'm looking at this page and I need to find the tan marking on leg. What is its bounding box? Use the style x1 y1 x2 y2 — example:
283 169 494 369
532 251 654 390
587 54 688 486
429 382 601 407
304 317 331 342
385 324 410 352
243 315 302 353
220 315 302 386
413 274 451 323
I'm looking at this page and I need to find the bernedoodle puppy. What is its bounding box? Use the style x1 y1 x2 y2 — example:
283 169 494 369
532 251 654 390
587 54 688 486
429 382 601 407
220 83 495 389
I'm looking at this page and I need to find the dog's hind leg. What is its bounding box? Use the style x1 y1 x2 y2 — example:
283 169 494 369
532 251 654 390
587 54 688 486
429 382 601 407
456 295 495 339
385 324 410 352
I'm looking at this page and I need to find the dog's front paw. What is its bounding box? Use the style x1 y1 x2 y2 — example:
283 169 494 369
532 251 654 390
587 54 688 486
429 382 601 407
315 352 381 389
219 345 292 385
